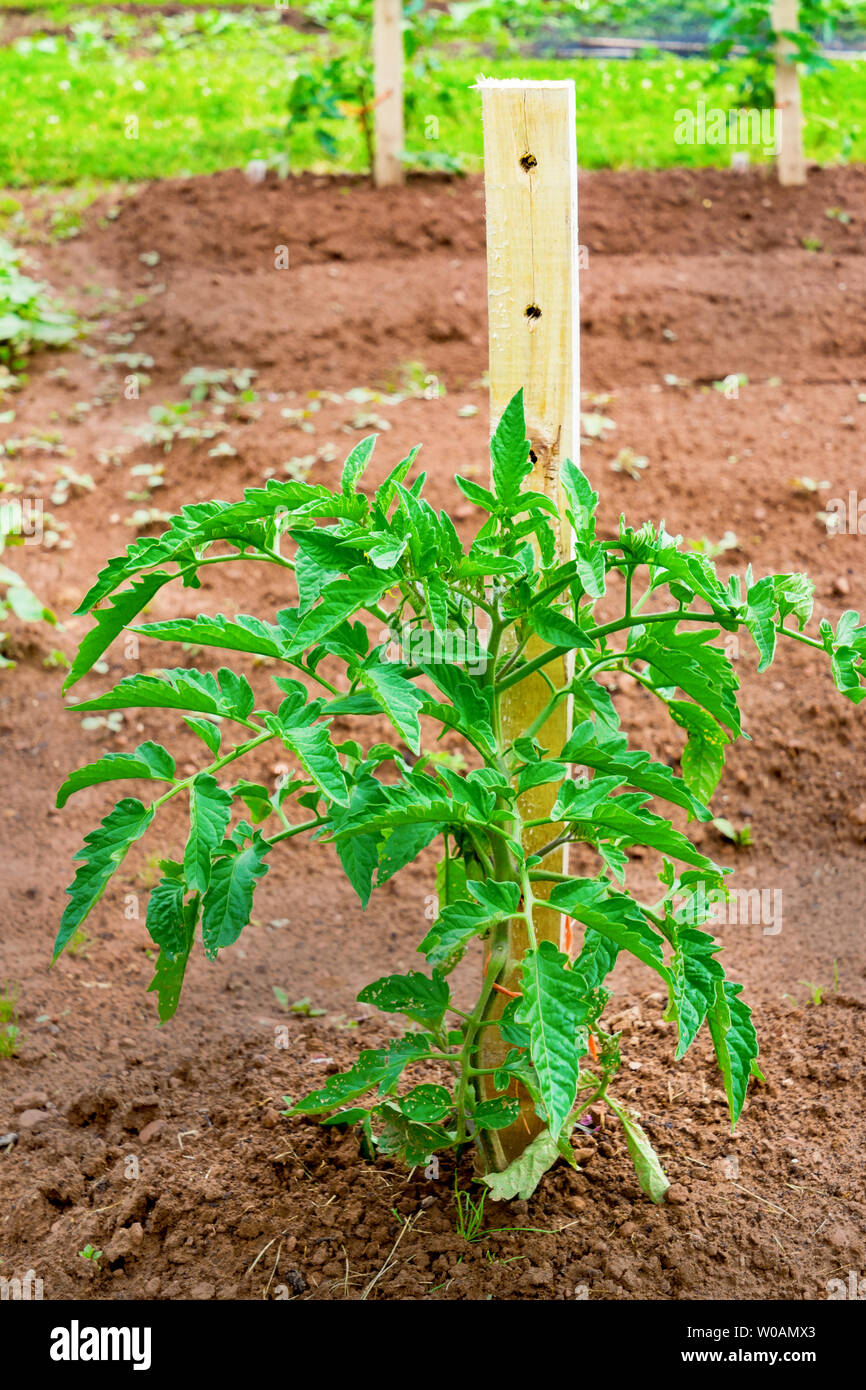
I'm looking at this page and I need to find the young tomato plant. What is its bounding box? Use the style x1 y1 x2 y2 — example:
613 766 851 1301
56 391 865 1200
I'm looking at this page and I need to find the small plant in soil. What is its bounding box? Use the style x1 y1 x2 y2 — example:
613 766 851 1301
56 392 866 1200
0 981 21 1059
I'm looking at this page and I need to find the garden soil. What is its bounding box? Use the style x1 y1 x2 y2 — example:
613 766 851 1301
2 164 865 1301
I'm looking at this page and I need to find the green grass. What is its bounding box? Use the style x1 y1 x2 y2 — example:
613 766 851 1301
0 12 864 186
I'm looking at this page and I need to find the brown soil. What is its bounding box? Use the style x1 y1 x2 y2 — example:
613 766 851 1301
1 165 865 1302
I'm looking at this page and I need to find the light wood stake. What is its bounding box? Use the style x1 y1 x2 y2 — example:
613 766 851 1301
373 0 405 187
476 78 580 1171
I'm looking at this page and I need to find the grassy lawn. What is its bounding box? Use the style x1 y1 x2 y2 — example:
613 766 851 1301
0 5 863 186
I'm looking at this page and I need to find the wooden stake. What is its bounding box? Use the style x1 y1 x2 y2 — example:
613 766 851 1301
373 0 404 188
773 0 806 186
476 78 580 1171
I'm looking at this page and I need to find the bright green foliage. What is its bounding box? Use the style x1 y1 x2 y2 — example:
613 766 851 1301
57 392 862 1199
0 238 77 365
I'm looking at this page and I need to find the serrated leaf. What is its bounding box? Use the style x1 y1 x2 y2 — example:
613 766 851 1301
133 612 289 661
562 720 711 822
743 574 777 671
357 969 449 1026
376 820 440 886
145 876 197 1023
632 623 741 735
418 898 494 971
69 667 255 724
201 837 269 955
516 941 590 1135
56 741 175 808
707 979 759 1127
341 434 377 495
287 1037 433 1114
278 720 348 806
357 663 424 753
490 389 531 508
572 927 619 991
183 773 233 892
335 833 378 908
55 799 154 959
550 879 669 982
285 569 394 658
666 926 724 1057
63 571 171 691
376 1103 455 1166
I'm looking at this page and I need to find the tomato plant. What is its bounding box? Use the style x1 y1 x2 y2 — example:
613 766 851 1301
56 391 866 1200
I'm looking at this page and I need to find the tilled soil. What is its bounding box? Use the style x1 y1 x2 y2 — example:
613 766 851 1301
1 164 865 1301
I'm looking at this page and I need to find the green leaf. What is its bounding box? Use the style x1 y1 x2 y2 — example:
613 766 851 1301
454 475 498 513
55 799 154 960
287 1036 433 1114
376 820 440 886
201 836 269 955
490 389 531 508
285 569 395 658
632 623 741 735
5 579 55 624
466 879 521 918
743 575 777 671
69 667 256 724
57 741 175 808
562 720 711 822
183 716 221 757
553 782 717 873
550 879 669 982
399 1084 453 1123
605 1095 670 1204
573 541 606 598
341 434 377 495
560 458 599 543
145 876 198 1023
516 941 590 1135
357 969 449 1026
572 677 620 736
376 1103 455 1166
666 926 724 1058
707 980 759 1128
357 663 425 753
277 720 348 806
133 612 290 662
473 1097 521 1131
336 833 379 908
63 571 171 692
183 774 233 893
418 898 495 971
481 1127 561 1201
526 606 593 651
820 610 866 704
669 700 730 804
572 927 619 992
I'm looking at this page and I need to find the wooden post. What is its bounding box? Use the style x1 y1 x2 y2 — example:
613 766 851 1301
373 0 404 187
476 79 580 1171
773 0 806 186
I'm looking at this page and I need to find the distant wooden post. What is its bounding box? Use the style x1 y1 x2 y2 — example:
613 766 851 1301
773 0 806 185
476 79 580 1171
373 0 404 187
